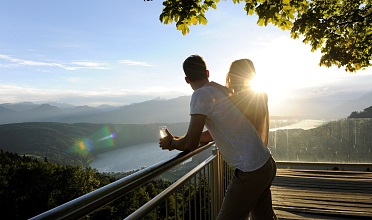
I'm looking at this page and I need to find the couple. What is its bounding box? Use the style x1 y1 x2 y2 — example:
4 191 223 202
159 55 277 220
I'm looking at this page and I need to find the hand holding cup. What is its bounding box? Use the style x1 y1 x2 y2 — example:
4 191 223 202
159 126 174 150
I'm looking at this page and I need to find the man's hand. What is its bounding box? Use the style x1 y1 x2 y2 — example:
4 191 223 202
159 128 174 151
159 114 207 152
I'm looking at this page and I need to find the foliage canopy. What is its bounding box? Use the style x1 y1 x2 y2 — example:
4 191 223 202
159 0 372 72
0 150 210 219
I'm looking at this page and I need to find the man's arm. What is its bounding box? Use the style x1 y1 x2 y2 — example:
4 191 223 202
161 114 207 152
200 130 213 144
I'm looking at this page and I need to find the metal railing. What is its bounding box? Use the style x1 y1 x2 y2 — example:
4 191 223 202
30 142 234 220
29 139 372 220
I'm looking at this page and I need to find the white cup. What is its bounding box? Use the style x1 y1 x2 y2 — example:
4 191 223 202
159 126 167 138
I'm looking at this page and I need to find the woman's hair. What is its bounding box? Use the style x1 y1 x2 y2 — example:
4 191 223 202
183 55 208 82
226 59 256 93
226 58 269 146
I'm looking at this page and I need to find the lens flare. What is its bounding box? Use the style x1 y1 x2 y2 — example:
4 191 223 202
68 138 93 158
68 126 116 158
79 141 84 150
92 126 116 148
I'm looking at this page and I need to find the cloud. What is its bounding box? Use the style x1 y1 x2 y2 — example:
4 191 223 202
0 54 78 70
71 61 109 69
0 54 110 71
118 59 152 67
66 77 82 83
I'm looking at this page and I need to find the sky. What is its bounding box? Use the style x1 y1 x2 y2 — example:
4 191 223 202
1 1 371 113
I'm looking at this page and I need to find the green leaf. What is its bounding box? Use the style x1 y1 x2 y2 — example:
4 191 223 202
191 17 198 25
257 18 265 26
198 14 207 25
248 8 255 15
177 23 190 35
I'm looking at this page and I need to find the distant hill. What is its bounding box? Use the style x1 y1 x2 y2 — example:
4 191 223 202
96 104 120 112
348 106 372 118
67 105 102 116
1 90 371 124
272 90 372 119
59 96 191 124
332 91 372 118
0 105 16 114
1 102 39 111
0 122 189 166
0 97 191 125
0 103 104 124
269 117 372 163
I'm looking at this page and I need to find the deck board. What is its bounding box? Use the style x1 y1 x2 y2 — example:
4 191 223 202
272 169 372 220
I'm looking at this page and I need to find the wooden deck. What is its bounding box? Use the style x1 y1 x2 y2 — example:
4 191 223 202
272 169 372 220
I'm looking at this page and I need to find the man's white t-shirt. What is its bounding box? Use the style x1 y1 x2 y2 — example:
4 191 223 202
190 82 270 172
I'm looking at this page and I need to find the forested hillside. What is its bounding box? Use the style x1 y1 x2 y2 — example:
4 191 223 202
348 106 372 118
0 150 175 219
269 118 372 163
2 117 372 167
0 122 189 166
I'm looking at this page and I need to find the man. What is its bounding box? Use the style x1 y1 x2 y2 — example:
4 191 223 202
159 55 276 219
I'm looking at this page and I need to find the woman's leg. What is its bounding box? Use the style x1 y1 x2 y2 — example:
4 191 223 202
250 157 277 220
217 157 276 220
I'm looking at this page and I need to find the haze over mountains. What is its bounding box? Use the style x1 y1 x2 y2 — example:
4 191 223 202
275 89 372 119
0 90 371 125
0 96 190 125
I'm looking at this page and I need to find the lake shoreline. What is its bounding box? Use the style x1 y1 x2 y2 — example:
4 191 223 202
89 142 178 173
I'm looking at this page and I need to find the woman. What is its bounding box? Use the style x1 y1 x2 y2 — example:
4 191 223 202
226 58 269 146
222 58 277 220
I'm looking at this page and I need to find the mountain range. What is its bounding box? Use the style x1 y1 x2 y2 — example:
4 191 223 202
0 90 371 125
0 96 190 125
276 89 372 119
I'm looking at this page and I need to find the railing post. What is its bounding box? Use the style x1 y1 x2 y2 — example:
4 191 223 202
211 146 222 219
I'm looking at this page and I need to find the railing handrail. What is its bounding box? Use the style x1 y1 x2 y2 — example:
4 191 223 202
30 142 215 220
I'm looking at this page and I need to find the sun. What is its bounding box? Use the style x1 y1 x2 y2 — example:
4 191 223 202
248 73 290 105
249 74 280 96
249 75 268 93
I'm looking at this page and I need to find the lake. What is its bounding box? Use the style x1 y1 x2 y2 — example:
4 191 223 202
269 119 328 131
89 120 329 172
90 119 370 172
89 142 179 172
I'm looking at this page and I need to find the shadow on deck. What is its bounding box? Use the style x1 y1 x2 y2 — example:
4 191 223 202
272 169 372 220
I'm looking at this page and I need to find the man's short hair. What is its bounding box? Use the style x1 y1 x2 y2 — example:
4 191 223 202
183 55 207 82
